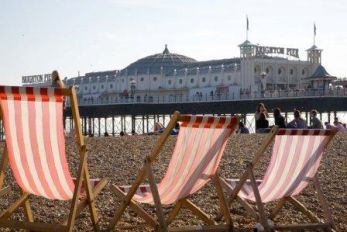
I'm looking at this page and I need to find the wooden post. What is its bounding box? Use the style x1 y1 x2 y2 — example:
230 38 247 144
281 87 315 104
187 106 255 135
146 115 149 134
142 115 145 134
104 117 107 136
112 116 115 136
132 115 136 133
98 117 101 137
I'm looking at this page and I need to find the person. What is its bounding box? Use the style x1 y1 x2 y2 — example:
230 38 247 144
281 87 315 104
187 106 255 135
238 121 249 134
309 110 323 129
255 103 269 131
333 117 347 131
256 112 269 133
273 107 286 128
324 121 333 129
104 131 109 137
287 110 307 129
51 70 65 88
154 122 165 133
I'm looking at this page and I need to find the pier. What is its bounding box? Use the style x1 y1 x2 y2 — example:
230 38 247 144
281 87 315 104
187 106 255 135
64 95 347 136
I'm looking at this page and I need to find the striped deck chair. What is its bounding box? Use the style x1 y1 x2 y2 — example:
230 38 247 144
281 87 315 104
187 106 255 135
221 127 337 231
0 75 108 231
108 112 239 231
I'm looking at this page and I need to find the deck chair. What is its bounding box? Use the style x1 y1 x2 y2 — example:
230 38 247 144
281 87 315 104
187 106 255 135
108 112 239 231
0 75 108 231
221 127 337 231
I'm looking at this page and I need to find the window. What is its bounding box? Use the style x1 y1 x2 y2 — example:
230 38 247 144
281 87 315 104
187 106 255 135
179 79 183 84
168 80 172 85
121 79 124 83
84 86 87 91
140 77 144 82
190 78 194 84
227 75 232 81
101 85 104 89
278 69 282 75
202 77 206 83
302 69 305 75
109 84 113 88
214 76 218 82
93 86 96 90
266 68 270 74
290 69 294 75
153 77 157 81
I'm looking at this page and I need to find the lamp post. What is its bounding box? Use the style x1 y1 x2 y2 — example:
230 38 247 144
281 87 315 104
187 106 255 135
260 72 267 98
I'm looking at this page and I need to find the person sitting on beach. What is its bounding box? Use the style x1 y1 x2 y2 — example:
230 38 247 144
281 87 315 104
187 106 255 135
309 109 323 129
325 122 333 129
273 107 286 128
154 122 165 133
255 103 269 131
238 121 250 134
333 117 347 131
287 110 307 129
256 112 269 133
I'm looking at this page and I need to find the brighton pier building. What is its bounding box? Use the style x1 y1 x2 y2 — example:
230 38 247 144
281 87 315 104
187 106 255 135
24 40 338 105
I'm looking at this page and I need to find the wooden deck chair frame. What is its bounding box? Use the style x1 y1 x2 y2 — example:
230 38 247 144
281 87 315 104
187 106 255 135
222 127 337 232
0 71 108 232
108 112 237 232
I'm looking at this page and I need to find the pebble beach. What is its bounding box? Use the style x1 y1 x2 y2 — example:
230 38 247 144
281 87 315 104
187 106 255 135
0 132 346 231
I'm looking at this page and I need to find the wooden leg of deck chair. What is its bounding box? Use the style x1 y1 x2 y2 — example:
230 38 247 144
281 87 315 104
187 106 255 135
212 175 233 228
111 185 158 228
183 199 215 225
0 148 9 190
235 195 258 219
23 197 34 223
63 178 109 225
249 165 271 232
66 146 87 232
0 187 10 197
107 167 148 230
166 199 184 225
0 193 30 219
269 198 287 219
83 164 99 231
313 176 335 229
145 161 167 232
287 197 320 223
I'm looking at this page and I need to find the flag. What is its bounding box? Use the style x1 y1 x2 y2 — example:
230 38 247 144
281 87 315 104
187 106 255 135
247 16 249 31
314 23 316 36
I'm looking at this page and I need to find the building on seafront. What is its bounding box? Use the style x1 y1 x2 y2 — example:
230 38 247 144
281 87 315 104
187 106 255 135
23 40 343 105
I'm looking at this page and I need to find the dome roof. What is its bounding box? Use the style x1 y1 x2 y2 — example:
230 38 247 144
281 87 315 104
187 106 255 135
121 45 197 75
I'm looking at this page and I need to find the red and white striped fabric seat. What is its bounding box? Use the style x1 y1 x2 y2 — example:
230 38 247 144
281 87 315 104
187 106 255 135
0 86 75 200
119 115 238 205
224 129 333 203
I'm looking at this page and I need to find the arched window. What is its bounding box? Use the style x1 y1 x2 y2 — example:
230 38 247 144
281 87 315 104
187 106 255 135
202 77 206 83
179 79 183 84
190 78 194 84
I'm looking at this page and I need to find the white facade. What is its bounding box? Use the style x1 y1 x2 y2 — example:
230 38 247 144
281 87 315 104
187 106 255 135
62 43 334 104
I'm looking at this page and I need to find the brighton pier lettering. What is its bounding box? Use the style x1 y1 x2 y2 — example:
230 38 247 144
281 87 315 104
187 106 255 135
255 46 299 58
22 74 52 84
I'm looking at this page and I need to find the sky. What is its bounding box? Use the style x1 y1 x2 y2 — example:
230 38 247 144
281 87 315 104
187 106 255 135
1 0 346 85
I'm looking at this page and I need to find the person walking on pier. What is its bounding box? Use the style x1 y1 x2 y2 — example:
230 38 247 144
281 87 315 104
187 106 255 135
273 107 286 128
309 109 323 129
287 110 307 129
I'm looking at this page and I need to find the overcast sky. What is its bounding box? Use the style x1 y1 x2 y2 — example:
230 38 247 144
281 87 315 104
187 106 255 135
1 0 346 85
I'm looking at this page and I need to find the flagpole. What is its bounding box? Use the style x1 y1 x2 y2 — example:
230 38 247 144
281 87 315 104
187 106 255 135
313 23 316 45
246 15 249 40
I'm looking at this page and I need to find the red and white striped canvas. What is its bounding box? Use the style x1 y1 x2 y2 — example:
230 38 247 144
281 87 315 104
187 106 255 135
119 115 238 205
0 86 75 200
225 129 332 203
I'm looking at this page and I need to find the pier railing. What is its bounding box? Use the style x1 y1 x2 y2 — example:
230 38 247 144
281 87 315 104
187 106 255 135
67 88 347 106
